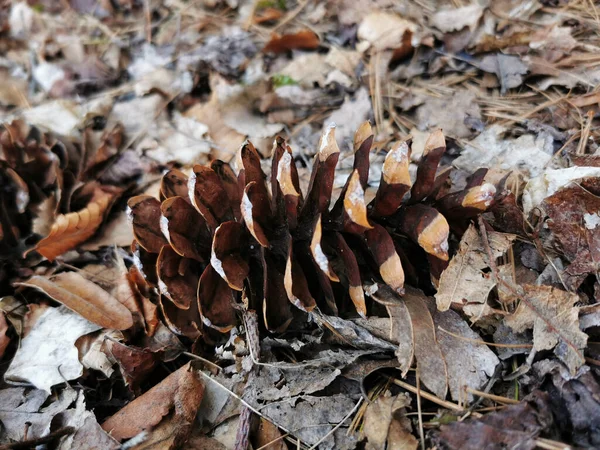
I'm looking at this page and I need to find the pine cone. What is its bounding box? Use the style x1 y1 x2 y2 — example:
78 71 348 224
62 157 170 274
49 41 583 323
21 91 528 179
0 120 125 280
128 123 496 336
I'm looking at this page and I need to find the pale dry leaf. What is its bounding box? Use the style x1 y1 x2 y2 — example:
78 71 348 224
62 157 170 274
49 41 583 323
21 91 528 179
430 4 483 32
364 392 417 450
0 387 77 442
259 394 358 450
435 224 516 316
415 90 481 139
102 362 204 441
325 87 372 148
505 285 587 374
432 307 499 402
453 125 553 180
18 272 134 330
479 54 529 94
4 306 101 392
35 188 117 261
358 11 417 52
184 93 245 162
57 391 120 450
21 100 83 137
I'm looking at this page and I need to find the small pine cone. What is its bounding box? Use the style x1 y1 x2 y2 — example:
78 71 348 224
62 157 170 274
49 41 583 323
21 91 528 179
0 120 125 256
128 123 495 336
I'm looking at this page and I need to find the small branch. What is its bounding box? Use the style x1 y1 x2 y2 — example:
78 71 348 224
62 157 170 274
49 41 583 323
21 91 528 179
0 427 75 450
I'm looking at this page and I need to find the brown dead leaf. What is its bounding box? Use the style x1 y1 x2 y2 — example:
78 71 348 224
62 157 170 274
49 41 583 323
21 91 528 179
435 224 516 318
105 340 156 394
543 178 600 289
0 311 10 360
35 187 118 261
263 30 320 54
102 362 204 442
434 392 553 450
363 392 417 450
505 285 587 374
18 272 134 330
254 418 286 450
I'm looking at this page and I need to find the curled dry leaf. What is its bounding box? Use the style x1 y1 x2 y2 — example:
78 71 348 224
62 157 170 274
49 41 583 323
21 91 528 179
102 362 204 442
505 285 587 374
263 30 320 54
18 272 134 330
35 187 118 261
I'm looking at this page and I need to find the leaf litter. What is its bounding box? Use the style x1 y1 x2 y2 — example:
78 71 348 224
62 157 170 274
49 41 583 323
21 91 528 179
1 1 600 449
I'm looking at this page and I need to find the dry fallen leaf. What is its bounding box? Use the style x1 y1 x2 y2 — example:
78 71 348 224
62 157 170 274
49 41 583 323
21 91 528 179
435 224 516 318
357 11 416 52
505 285 587 374
263 30 320 54
57 391 120 450
0 387 77 443
18 272 134 330
102 362 204 443
5 306 101 392
35 187 118 261
0 312 9 360
363 392 417 450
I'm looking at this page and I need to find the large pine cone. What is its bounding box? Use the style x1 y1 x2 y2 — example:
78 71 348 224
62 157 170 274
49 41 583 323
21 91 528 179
128 123 495 337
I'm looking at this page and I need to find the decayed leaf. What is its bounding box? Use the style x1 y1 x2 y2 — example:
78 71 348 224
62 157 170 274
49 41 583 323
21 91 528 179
263 30 320 53
105 339 156 393
435 224 516 317
434 392 553 450
372 285 498 401
433 307 499 402
363 392 417 450
5 306 101 392
102 362 204 443
542 178 600 288
35 188 118 261
0 387 78 442
505 285 587 374
18 272 134 330
57 392 120 450
260 394 358 450
522 166 600 215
